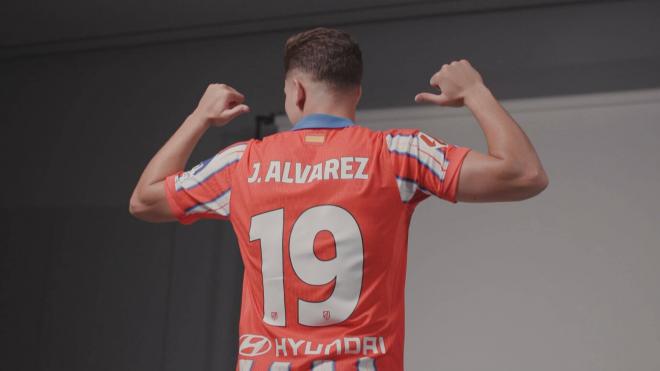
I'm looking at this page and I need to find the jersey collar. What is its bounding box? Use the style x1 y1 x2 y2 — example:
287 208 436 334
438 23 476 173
290 113 355 131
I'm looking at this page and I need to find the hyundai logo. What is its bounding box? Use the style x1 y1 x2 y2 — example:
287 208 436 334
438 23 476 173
239 334 272 357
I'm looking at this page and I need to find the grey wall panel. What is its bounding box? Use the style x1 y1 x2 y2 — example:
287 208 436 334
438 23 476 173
0 209 175 371
165 221 243 371
0 211 54 371
357 88 660 370
41 209 173 371
0 0 601 51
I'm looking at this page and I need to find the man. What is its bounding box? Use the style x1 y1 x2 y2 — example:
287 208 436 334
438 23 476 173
130 27 548 370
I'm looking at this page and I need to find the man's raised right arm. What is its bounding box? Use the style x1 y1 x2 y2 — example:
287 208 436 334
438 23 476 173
414 59 549 202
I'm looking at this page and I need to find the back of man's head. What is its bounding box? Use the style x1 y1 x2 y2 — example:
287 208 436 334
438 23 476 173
284 27 363 92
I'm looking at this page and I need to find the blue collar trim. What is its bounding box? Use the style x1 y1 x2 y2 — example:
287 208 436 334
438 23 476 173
290 113 355 131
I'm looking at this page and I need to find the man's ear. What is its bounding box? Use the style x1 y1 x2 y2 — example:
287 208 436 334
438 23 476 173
294 78 306 111
357 85 362 102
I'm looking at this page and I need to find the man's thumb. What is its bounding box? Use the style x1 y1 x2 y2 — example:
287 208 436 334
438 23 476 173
223 104 250 119
414 92 450 105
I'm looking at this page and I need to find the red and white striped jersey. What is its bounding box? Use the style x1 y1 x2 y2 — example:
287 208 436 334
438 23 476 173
164 113 472 370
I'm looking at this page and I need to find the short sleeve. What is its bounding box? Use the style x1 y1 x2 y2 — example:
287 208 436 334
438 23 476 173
384 129 471 205
164 141 248 224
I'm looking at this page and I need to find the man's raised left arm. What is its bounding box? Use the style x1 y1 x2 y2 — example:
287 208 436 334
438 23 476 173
129 83 250 222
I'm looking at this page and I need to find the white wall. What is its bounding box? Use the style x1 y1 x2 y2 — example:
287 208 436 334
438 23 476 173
349 88 660 370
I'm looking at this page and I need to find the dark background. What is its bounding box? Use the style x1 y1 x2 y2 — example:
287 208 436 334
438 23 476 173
1 1 658 370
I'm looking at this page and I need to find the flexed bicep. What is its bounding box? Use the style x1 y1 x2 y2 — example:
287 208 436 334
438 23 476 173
129 180 177 223
456 149 547 202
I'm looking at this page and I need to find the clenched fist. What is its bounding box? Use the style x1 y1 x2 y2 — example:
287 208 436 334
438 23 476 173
194 83 250 127
414 59 484 107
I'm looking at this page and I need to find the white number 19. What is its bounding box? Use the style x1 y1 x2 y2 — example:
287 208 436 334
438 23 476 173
249 205 364 327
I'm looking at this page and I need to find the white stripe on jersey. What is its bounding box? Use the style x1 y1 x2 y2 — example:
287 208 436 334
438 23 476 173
385 134 448 181
357 357 376 371
311 360 334 370
184 189 231 217
238 359 253 371
175 143 246 191
396 176 431 202
269 362 291 370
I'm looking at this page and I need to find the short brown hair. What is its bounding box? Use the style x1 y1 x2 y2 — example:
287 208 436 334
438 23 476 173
284 27 363 90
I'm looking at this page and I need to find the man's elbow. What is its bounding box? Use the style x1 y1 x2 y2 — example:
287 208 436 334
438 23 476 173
129 195 149 220
519 168 549 199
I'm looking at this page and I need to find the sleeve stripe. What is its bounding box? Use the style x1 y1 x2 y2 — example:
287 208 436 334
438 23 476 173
184 188 231 216
395 175 431 202
165 140 251 224
175 144 246 191
386 134 448 182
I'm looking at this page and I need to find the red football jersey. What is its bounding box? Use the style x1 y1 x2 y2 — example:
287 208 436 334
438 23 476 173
164 113 472 370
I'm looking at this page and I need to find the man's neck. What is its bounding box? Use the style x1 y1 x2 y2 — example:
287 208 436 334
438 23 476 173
302 106 356 122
